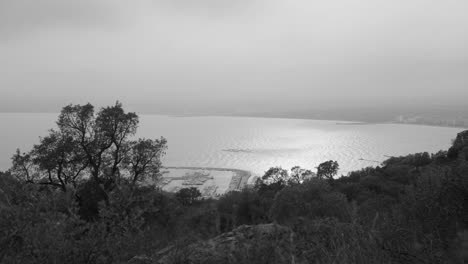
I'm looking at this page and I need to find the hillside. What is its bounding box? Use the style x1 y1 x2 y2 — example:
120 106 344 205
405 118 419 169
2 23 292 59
1 130 467 263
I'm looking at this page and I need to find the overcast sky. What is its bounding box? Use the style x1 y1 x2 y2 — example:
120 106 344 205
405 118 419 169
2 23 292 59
1 0 467 113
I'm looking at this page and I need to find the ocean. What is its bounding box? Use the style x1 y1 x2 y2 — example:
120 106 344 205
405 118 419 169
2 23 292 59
0 113 462 176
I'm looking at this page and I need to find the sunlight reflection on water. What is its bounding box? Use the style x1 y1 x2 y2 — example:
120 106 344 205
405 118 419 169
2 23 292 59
0 113 461 176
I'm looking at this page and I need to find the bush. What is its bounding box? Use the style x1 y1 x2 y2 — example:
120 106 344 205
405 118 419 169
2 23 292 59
270 179 351 224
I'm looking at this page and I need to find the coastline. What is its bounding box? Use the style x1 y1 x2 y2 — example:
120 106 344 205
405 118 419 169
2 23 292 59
334 120 468 129
1 111 466 129
168 113 468 129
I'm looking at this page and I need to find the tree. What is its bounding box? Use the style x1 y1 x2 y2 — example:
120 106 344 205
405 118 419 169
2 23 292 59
317 160 339 180
253 167 290 212
56 102 140 187
289 166 314 185
11 130 88 192
95 102 139 182
261 167 288 185
10 102 167 194
175 187 201 206
10 149 36 183
56 103 103 182
31 130 88 191
254 167 289 193
124 138 168 185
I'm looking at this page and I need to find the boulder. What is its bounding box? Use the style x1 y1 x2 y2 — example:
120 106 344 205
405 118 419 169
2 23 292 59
127 255 153 264
155 223 297 264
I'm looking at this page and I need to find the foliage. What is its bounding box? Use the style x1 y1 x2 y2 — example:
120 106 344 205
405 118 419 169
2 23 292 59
124 138 168 185
317 160 339 180
269 179 351 224
289 165 314 185
175 187 201 206
9 102 167 194
9 149 37 183
254 165 315 197
217 189 268 232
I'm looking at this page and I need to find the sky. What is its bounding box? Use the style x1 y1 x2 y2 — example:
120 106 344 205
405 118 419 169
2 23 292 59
1 0 467 114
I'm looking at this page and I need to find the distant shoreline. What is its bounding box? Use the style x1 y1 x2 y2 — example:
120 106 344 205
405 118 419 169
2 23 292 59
1 111 466 130
335 120 467 129
164 113 468 129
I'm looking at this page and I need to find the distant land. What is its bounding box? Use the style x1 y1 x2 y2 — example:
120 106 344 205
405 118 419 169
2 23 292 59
1 96 467 128
131 98 468 128
229 104 468 128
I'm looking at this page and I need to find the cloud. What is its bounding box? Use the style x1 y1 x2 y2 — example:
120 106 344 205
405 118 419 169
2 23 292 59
0 0 122 38
0 0 467 112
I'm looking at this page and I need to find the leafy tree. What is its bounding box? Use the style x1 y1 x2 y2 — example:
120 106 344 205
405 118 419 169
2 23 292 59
288 166 314 185
124 138 168 185
55 102 140 186
95 102 139 182
11 102 166 192
260 167 288 185
31 130 87 191
175 187 201 206
56 103 104 182
10 149 36 183
317 160 339 180
255 166 315 193
57 102 138 186
254 167 289 198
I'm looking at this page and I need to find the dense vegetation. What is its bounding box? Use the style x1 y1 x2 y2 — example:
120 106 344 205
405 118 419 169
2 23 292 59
0 104 467 263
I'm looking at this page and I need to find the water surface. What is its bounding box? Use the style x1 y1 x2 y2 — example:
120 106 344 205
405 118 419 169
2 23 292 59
0 113 462 175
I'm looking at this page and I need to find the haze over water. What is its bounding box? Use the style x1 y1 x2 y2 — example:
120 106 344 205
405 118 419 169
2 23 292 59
0 113 461 176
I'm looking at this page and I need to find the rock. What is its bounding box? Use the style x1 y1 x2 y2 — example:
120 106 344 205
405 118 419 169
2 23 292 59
155 224 297 264
127 255 153 264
